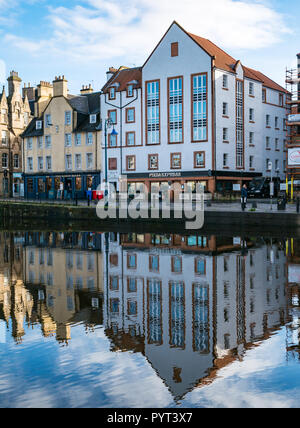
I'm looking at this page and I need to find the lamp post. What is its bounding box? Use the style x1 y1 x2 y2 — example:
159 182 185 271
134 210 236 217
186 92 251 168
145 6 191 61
103 118 118 196
103 80 139 178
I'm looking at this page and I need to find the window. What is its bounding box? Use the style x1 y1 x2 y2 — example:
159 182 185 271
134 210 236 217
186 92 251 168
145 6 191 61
45 114 52 127
46 156 52 170
127 254 137 269
27 138 33 150
1 131 8 145
2 153 8 168
171 42 178 57
108 110 117 124
171 153 181 169
146 80 160 145
194 151 205 168
109 133 117 147
266 136 270 149
38 156 43 171
110 276 119 291
266 114 270 126
279 93 283 106
275 117 279 128
275 159 279 171
90 114 97 124
86 132 93 145
75 133 81 146
65 133 72 147
127 84 134 97
192 74 207 141
127 278 137 293
126 132 135 146
109 158 117 170
262 88 266 103
249 155 254 168
275 138 279 150
223 74 228 89
148 154 158 170
27 178 33 192
126 108 135 123
236 80 244 168
86 153 93 169
75 154 82 170
249 82 254 96
249 108 254 122
45 135 51 148
223 128 228 141
249 132 254 145
149 255 159 272
65 154 72 170
172 256 182 273
65 111 72 125
36 120 42 130
13 154 19 168
169 77 183 143
195 258 205 275
223 153 228 167
126 155 136 171
222 102 228 116
127 300 137 315
109 87 116 100
266 158 270 170
38 136 43 149
27 157 33 171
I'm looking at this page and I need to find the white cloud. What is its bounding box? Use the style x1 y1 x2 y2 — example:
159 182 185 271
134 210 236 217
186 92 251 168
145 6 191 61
3 0 290 65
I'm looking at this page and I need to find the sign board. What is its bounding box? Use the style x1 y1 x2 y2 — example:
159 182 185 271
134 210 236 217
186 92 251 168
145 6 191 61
268 161 273 171
288 114 300 123
270 182 274 196
288 148 300 166
233 184 241 191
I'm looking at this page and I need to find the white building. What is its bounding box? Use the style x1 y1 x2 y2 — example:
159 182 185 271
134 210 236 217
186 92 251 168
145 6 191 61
101 21 287 195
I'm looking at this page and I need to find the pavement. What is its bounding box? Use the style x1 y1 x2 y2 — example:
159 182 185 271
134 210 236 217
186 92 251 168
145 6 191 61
0 197 298 214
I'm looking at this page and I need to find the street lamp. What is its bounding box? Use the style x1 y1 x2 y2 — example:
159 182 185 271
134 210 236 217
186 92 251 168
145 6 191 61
103 118 118 196
103 79 140 178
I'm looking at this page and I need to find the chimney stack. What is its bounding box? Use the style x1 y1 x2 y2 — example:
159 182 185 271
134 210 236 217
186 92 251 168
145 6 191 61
53 75 68 97
80 84 94 95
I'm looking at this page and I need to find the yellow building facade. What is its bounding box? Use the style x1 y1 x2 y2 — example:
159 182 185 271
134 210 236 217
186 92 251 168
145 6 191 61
22 76 102 199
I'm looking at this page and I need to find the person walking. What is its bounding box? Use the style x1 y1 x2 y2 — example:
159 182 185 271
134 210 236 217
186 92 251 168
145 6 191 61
241 184 248 211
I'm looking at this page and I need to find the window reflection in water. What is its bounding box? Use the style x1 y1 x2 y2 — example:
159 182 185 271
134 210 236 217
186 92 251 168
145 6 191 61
0 231 300 403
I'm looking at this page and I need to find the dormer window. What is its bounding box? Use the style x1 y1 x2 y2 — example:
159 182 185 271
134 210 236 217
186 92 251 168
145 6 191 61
127 84 133 97
90 114 97 124
109 87 116 100
36 120 42 130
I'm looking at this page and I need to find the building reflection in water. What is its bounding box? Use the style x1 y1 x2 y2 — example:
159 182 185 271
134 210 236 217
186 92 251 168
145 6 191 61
0 229 297 401
104 232 288 400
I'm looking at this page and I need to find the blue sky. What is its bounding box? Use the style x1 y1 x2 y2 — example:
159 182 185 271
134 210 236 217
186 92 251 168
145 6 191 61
0 0 299 94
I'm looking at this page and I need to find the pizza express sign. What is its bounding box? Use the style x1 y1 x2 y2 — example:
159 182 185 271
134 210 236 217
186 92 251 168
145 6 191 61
288 148 300 166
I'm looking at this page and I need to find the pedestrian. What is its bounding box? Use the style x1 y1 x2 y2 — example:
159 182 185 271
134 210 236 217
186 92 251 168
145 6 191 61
241 184 248 211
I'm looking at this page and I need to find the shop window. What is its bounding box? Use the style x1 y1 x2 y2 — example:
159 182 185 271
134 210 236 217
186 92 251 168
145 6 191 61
27 179 34 193
38 179 45 193
75 177 82 190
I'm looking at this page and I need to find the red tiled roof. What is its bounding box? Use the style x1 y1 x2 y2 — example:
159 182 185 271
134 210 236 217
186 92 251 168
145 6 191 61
102 67 142 93
188 29 287 93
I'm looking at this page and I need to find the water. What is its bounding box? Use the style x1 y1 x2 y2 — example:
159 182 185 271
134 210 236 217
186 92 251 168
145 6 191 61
0 230 300 408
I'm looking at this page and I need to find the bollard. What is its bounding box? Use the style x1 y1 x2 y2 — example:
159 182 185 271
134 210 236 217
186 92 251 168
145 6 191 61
75 193 78 206
87 196 90 207
252 201 257 209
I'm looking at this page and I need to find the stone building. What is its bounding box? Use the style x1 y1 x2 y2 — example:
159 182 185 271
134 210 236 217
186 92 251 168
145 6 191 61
0 71 32 197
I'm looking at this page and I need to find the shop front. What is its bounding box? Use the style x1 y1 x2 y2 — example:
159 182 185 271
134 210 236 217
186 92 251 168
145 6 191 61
13 173 24 198
24 172 101 200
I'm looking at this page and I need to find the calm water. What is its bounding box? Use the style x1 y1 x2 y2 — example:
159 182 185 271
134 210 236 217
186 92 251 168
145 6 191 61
0 229 300 408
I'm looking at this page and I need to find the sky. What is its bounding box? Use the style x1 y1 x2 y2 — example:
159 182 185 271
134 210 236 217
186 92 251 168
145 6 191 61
0 0 299 95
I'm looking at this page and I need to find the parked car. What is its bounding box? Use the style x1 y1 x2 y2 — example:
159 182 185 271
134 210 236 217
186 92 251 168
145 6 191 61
248 177 280 198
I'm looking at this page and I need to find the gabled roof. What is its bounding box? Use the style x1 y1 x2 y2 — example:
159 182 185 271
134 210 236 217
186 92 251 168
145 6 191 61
102 67 142 93
143 21 287 94
188 32 237 73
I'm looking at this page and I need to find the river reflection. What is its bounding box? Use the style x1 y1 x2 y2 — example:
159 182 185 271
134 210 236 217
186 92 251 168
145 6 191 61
0 230 300 407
